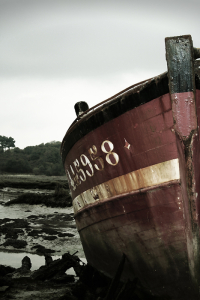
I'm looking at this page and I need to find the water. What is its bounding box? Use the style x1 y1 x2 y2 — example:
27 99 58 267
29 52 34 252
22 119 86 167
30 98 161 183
0 202 73 219
0 187 82 271
0 250 87 274
0 187 73 219
0 250 60 270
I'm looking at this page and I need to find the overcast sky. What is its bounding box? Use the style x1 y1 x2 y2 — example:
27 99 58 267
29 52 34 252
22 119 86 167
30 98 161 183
1 0 200 149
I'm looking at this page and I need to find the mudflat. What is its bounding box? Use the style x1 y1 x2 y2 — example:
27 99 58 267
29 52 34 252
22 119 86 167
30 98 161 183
0 175 86 299
0 174 69 190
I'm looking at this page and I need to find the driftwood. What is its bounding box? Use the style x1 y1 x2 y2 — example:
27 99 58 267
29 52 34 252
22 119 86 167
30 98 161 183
31 252 83 281
0 252 143 299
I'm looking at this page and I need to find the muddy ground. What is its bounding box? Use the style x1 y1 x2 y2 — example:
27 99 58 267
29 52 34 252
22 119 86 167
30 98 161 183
0 175 142 300
0 175 87 299
0 211 84 258
0 174 69 190
0 174 84 257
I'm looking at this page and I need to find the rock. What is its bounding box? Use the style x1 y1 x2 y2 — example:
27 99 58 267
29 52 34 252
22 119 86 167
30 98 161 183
4 228 24 239
58 233 75 238
41 235 57 240
21 256 32 271
31 244 55 254
0 218 11 225
42 228 59 235
2 219 29 228
68 224 77 229
3 239 27 249
0 276 12 287
45 254 53 266
27 215 39 219
58 233 68 237
0 285 10 292
4 189 72 208
0 265 16 277
51 274 75 284
27 229 43 237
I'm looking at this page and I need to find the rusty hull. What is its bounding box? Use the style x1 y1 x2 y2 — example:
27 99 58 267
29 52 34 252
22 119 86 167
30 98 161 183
61 35 200 299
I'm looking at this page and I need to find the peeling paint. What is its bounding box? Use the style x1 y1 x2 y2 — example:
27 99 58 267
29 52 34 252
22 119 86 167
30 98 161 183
73 159 180 213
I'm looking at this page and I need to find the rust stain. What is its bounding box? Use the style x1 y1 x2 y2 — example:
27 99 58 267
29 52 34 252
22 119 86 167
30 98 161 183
171 92 197 140
73 159 180 213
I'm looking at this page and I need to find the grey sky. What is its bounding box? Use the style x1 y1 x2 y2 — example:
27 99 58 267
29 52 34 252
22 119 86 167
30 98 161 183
1 0 200 148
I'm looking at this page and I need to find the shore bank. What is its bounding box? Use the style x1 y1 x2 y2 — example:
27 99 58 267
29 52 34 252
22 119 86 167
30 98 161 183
0 174 69 190
0 251 113 300
0 174 84 257
0 174 86 299
0 175 144 299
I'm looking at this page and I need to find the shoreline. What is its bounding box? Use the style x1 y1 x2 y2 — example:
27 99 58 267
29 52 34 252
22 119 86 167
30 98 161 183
0 175 88 299
0 174 143 299
0 174 69 190
0 174 85 258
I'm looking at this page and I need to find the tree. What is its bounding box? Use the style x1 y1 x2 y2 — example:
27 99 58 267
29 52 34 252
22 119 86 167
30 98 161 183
7 137 15 150
0 135 15 151
0 136 7 152
1 140 65 176
4 158 32 173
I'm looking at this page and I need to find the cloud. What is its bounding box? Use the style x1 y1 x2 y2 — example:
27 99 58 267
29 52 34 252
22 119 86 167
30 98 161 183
0 0 200 148
1 0 199 78
0 70 156 148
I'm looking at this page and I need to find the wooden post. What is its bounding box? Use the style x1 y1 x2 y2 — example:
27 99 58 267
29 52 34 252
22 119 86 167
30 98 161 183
165 35 200 294
165 35 197 139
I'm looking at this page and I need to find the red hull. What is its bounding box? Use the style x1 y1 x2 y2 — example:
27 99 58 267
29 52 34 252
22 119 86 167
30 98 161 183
77 183 189 298
61 35 200 299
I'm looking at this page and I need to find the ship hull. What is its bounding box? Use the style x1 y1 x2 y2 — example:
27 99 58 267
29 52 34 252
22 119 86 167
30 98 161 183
77 183 190 298
61 35 200 299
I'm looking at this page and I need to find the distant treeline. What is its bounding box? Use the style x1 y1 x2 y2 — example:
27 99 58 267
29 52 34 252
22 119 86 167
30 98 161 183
0 141 65 176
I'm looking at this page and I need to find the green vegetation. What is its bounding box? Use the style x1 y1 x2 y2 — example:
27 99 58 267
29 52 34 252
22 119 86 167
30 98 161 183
0 140 65 176
0 135 15 152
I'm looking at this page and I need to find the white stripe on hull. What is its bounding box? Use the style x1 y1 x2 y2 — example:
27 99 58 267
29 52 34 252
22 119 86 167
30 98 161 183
73 158 180 214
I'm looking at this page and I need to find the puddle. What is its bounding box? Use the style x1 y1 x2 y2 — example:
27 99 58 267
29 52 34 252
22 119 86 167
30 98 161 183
1 187 54 194
0 188 73 219
0 186 85 270
0 250 87 273
0 203 73 219
0 250 59 270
